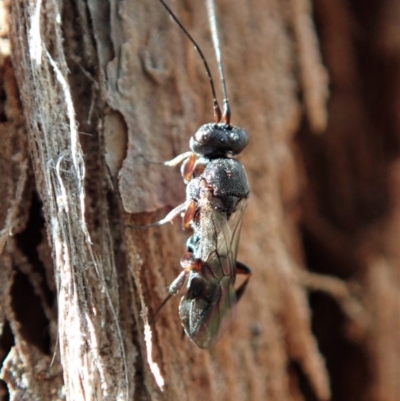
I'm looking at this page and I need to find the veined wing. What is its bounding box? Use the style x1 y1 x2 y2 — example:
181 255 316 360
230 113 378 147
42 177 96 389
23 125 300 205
194 197 247 279
180 198 247 348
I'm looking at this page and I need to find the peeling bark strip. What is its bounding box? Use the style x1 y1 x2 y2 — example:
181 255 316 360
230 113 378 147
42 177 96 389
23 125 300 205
3 0 399 400
9 1 132 399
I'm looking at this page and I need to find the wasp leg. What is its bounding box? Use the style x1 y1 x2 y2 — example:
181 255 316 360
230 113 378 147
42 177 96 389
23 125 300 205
235 261 252 301
139 151 196 180
181 153 197 182
169 252 202 294
151 252 201 322
164 151 193 167
182 199 197 230
128 201 188 229
164 151 197 182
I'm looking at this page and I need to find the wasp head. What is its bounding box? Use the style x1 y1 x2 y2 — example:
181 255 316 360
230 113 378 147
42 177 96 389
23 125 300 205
190 123 248 158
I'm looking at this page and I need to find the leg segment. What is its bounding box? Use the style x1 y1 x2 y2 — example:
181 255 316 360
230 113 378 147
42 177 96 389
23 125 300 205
235 261 252 301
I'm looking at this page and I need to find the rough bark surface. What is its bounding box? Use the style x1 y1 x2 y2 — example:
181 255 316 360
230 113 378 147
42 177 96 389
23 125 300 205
0 0 399 401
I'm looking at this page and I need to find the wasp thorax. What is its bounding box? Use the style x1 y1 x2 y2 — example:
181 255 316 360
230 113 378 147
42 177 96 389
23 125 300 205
190 123 249 158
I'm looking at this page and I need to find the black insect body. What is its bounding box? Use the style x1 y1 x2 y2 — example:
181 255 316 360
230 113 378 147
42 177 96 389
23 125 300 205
148 122 251 348
150 122 250 230
177 175 251 348
139 0 252 348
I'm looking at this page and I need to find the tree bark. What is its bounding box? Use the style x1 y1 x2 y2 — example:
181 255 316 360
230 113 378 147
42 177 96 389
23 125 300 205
0 0 399 400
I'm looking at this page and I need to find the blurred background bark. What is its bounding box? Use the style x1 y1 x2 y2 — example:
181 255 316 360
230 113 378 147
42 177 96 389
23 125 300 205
0 0 399 400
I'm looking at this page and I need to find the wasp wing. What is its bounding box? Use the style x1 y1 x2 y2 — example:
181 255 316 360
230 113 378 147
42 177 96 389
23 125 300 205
194 197 247 280
181 197 247 347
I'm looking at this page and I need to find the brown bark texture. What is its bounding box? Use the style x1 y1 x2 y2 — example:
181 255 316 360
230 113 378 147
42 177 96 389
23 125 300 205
0 0 399 400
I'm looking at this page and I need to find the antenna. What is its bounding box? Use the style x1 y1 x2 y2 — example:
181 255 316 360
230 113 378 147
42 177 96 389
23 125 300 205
206 0 231 125
157 0 222 123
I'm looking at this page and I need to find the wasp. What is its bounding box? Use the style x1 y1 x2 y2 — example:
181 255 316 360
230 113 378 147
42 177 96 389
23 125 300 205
137 0 252 348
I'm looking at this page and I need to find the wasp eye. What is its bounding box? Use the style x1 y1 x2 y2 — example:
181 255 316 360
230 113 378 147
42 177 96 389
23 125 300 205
194 130 209 144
